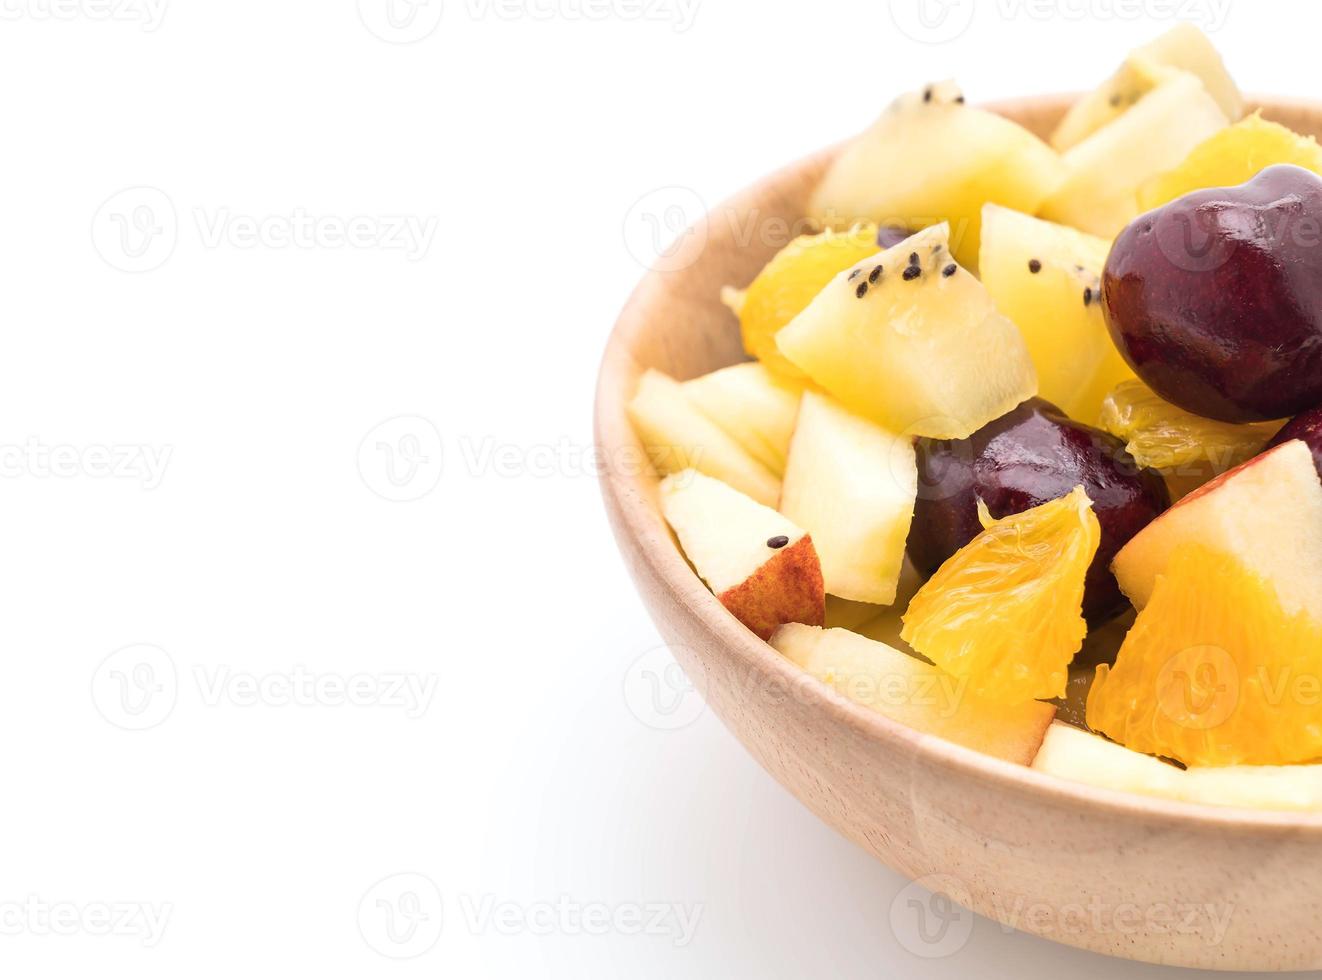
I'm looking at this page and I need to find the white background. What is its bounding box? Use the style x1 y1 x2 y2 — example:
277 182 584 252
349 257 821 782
0 0 1309 976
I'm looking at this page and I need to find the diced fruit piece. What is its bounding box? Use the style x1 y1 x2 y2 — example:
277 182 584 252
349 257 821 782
1111 440 1322 620
1033 722 1322 812
1099 378 1279 479
908 398 1169 623
1105 166 1322 423
1267 407 1322 480
1051 24 1241 151
853 560 925 656
902 487 1101 704
1088 543 1322 767
720 286 746 319
732 224 880 379
1053 612 1136 728
809 81 1064 269
824 596 882 631
1129 22 1241 121
771 624 1056 765
1052 57 1171 153
978 204 1124 421
1139 113 1322 211
1078 341 1139 431
1040 70 1228 239
659 470 824 640
777 224 1038 440
682 363 804 476
780 392 917 605
628 369 780 507
875 225 914 249
1033 722 1182 798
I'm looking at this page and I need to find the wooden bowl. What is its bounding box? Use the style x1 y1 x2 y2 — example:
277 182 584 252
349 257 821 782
595 94 1322 971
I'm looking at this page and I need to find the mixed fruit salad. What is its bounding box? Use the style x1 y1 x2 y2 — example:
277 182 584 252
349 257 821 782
627 25 1322 812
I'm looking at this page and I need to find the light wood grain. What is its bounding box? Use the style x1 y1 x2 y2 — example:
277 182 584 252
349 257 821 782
595 94 1322 971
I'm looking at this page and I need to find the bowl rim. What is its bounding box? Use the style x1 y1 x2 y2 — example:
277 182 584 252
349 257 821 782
595 91 1322 834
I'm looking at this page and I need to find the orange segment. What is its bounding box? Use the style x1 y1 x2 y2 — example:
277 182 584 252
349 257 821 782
901 487 1100 704
1087 544 1322 768
1099 379 1279 475
735 224 878 378
1139 113 1322 211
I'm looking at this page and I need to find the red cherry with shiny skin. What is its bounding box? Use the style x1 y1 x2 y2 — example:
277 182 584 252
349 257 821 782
907 398 1171 624
1102 165 1322 423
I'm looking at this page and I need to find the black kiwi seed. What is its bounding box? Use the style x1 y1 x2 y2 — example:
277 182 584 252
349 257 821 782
766 535 790 550
942 264 957 278
856 281 869 298
1028 258 1042 274
869 265 883 284
903 266 921 281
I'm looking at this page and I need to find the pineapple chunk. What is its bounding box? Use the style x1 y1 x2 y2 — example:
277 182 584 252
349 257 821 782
776 224 1037 440
681 363 804 477
771 625 1056 765
1034 722 1322 812
627 369 780 507
979 204 1130 422
1052 24 1241 151
809 81 1064 270
730 224 881 379
780 392 917 605
1039 71 1229 239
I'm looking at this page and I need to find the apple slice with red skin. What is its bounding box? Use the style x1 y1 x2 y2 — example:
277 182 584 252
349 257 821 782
1111 439 1322 620
660 470 824 640
1267 407 1322 480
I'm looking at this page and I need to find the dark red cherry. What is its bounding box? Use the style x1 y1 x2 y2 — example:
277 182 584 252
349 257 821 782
1103 164 1322 422
907 398 1170 623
